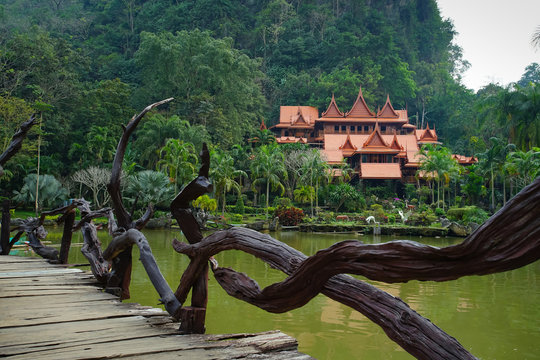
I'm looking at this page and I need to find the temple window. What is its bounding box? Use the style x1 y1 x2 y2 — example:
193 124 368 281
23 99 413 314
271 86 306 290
334 125 339 132
364 125 369 132
362 155 367 163
285 131 289 136
341 125 346 132
351 126 355 132
381 125 386 133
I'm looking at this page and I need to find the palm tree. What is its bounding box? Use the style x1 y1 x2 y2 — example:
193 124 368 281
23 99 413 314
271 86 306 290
251 129 276 147
505 148 540 192
13 174 68 211
476 137 507 211
125 170 174 209
250 144 287 219
156 139 198 194
532 25 540 49
133 114 186 168
210 149 247 215
300 149 330 217
418 144 456 210
293 185 314 205
86 126 117 164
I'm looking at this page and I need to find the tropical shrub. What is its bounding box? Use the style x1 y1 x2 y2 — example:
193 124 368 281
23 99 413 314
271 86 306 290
435 208 445 217
407 212 437 226
463 206 489 225
231 214 243 223
274 206 305 226
13 174 68 210
235 194 245 215
125 170 174 209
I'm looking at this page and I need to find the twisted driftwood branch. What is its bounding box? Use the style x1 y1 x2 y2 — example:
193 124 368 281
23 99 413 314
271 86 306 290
106 98 173 298
173 177 540 359
103 228 182 318
0 114 37 176
171 143 213 311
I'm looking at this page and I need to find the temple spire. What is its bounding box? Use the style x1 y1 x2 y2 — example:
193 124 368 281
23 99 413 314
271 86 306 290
346 87 375 117
321 93 344 118
377 94 399 118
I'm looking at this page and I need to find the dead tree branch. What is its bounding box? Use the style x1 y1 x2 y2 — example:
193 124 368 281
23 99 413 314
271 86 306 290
103 228 182 318
172 177 540 359
105 97 173 299
170 143 213 311
0 114 37 176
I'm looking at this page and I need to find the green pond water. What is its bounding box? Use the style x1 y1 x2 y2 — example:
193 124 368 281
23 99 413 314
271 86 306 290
13 228 540 359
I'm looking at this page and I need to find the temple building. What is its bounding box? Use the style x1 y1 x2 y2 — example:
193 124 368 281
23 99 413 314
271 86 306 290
270 88 475 183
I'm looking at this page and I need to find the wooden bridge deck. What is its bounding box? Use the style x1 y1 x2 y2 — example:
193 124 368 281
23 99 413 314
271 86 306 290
0 256 311 359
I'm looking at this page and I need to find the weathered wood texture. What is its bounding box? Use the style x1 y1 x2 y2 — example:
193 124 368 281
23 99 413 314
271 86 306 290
0 200 10 255
0 256 310 359
172 176 540 360
170 143 213 333
106 98 172 299
0 114 37 175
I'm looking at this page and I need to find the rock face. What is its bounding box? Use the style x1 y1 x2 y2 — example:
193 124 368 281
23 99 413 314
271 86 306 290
468 222 480 234
448 222 469 237
145 217 172 229
269 217 281 231
440 217 451 228
246 221 266 231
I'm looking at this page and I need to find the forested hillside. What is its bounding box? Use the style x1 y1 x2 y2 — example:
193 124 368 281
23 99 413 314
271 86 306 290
1 0 538 199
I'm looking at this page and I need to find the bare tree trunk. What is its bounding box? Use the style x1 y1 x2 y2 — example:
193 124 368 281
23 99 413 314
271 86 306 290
1 200 11 255
106 98 173 299
0 115 37 176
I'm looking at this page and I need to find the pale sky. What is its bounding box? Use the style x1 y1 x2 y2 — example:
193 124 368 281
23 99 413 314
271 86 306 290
437 0 540 91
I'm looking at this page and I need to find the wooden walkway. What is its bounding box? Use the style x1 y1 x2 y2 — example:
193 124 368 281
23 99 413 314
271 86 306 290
0 256 311 359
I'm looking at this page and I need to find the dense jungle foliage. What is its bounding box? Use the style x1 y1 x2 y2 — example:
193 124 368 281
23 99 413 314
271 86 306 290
1 0 539 215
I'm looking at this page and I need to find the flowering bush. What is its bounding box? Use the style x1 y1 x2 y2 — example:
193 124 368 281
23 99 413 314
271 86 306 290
274 206 305 226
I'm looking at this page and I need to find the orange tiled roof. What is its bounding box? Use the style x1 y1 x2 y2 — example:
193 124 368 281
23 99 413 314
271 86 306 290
452 154 477 164
321 94 344 118
276 136 307 144
345 87 375 117
417 123 438 142
377 95 399 118
360 163 402 179
274 106 318 128
339 133 358 156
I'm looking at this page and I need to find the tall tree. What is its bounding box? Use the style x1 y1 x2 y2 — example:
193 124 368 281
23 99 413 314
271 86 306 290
210 149 247 215
156 138 198 194
134 30 266 147
250 144 287 218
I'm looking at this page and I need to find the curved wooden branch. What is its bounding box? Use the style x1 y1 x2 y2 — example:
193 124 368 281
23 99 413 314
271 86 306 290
103 229 182 318
170 143 213 309
25 227 59 263
173 177 540 359
174 228 475 359
108 98 173 229
0 114 37 174
72 199 111 284
106 98 173 298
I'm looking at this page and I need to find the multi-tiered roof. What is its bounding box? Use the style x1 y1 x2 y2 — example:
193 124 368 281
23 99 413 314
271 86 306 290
270 87 470 182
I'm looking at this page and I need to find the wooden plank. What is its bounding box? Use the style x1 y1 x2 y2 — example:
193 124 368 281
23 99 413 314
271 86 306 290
0 315 172 347
0 302 168 328
0 291 117 304
0 268 84 278
0 287 112 297
3 331 300 360
0 318 178 357
0 256 308 359
0 276 97 287
0 256 45 263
